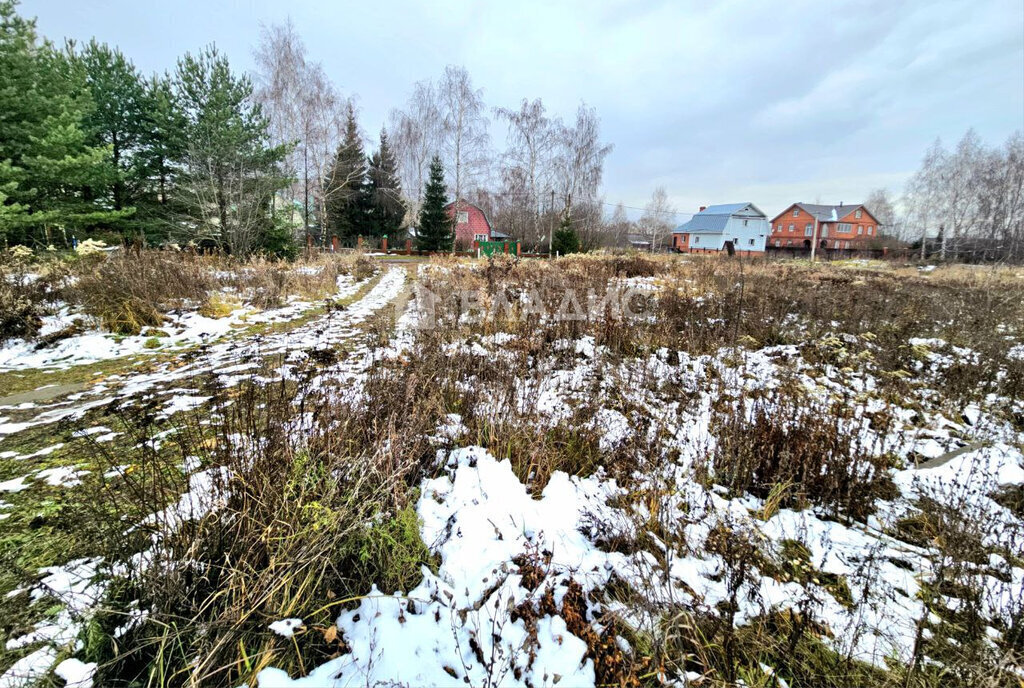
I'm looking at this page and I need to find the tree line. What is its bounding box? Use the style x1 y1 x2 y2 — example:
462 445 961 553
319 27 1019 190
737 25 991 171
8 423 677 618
0 3 617 256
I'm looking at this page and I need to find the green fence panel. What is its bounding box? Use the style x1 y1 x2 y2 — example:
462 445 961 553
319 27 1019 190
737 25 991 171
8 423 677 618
478 240 517 256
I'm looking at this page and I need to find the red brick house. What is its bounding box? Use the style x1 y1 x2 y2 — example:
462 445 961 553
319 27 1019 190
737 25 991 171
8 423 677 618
768 203 880 249
445 201 492 248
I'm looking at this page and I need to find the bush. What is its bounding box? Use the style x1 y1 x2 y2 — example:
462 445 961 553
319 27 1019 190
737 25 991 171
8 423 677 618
0 254 70 343
259 218 300 261
708 387 897 521
77 249 213 335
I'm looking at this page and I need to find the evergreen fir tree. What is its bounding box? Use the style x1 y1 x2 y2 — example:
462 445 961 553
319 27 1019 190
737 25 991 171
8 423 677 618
324 104 369 241
135 74 187 242
366 128 405 240
0 1 128 246
173 45 290 255
78 41 147 214
416 156 452 252
551 212 580 254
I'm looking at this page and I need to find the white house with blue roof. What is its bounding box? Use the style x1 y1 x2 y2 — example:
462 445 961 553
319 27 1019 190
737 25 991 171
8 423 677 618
671 203 769 254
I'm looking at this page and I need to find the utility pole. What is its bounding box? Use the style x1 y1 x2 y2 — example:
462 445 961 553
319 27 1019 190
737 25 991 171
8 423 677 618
810 216 819 262
549 189 555 255
303 142 310 244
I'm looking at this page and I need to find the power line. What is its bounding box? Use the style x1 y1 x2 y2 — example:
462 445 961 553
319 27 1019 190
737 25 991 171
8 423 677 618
471 189 695 218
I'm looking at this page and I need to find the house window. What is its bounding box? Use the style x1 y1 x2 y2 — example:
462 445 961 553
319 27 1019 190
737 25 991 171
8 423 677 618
456 211 469 223
788 224 794 232
786 240 793 246
743 219 749 226
474 233 487 242
844 241 850 249
774 239 780 247
793 209 800 217
693 236 699 244
855 209 862 219
804 226 812 236
821 225 828 237
867 225 873 235
776 224 782 232
748 238 755 246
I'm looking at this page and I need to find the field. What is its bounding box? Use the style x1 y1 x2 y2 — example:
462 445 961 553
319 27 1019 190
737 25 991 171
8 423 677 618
1 249 1022 687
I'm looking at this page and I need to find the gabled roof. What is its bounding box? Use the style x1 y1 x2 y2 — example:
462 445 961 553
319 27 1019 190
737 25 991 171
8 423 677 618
445 199 493 232
783 203 869 223
676 214 730 233
701 203 751 215
673 202 765 234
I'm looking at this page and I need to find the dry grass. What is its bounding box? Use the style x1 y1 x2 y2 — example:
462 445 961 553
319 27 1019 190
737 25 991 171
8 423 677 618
63 253 1024 687
70 249 377 336
0 254 72 342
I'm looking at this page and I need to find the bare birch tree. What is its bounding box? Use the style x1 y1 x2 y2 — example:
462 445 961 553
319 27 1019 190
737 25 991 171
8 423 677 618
388 80 444 218
438 65 490 208
496 98 557 246
639 186 674 252
552 104 613 243
253 22 347 239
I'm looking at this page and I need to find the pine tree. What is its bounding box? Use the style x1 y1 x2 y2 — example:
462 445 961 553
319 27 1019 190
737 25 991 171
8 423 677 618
78 41 147 213
366 128 405 240
416 156 452 252
135 74 187 242
173 45 291 255
0 1 127 245
324 104 369 241
551 212 580 255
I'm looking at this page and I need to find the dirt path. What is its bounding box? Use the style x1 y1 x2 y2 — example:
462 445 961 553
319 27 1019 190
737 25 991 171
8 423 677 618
914 440 989 470
0 267 408 443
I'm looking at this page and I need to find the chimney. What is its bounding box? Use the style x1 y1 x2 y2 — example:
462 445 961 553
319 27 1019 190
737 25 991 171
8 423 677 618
699 206 707 212
839 201 843 207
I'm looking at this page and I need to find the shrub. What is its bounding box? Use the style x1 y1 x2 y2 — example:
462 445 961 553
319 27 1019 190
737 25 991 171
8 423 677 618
77 249 213 335
0 255 69 343
708 388 897 521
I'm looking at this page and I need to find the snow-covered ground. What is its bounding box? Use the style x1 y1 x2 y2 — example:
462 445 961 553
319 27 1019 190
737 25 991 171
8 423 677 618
2 261 1022 688
0 274 365 372
0 267 405 688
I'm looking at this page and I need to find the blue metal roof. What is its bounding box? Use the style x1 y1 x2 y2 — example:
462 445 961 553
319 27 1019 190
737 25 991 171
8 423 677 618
701 203 750 215
675 214 730 233
673 202 765 234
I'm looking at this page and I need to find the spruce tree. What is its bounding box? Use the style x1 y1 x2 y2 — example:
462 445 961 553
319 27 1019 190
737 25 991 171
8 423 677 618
366 128 405 240
551 212 580 254
416 156 452 252
324 104 369 241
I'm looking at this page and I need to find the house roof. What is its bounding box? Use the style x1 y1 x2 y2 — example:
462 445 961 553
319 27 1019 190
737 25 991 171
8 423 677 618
490 228 512 240
673 202 765 234
791 203 866 222
445 200 493 233
701 203 751 215
676 214 730 233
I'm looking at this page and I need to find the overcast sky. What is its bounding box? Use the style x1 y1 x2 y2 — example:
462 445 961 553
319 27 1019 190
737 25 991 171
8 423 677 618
24 0 1024 223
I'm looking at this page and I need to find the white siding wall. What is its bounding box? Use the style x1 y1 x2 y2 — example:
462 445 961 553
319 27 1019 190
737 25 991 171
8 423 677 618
722 216 768 252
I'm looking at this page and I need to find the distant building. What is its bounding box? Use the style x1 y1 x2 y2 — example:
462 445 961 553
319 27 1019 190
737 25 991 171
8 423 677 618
768 203 880 249
672 203 769 254
445 200 493 247
627 233 653 251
